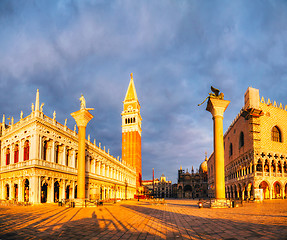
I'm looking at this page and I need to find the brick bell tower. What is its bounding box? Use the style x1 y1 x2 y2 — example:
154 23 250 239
122 73 142 190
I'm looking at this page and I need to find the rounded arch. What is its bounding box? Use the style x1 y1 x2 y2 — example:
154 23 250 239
24 140 30 161
14 144 19 163
271 126 282 142
272 181 282 199
259 181 270 199
6 148 10 165
24 179 29 202
5 183 10 200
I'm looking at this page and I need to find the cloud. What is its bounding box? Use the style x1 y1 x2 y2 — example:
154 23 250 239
1 0 287 183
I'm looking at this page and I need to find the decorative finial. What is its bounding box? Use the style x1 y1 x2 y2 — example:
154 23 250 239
20 111 23 119
88 134 90 141
31 103 34 112
53 111 56 120
11 117 14 125
74 124 76 132
64 118 67 127
130 72 133 80
94 139 96 145
79 94 86 109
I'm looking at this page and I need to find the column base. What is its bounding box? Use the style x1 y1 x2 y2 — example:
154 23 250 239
199 199 233 208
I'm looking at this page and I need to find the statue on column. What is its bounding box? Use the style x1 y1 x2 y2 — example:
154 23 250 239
79 94 86 109
198 86 224 106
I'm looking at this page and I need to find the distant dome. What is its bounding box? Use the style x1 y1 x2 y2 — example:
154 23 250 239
200 158 208 173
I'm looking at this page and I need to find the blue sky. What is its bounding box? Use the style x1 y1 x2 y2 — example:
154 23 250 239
1 0 287 182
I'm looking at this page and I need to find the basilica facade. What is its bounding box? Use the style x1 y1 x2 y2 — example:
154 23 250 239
0 75 142 204
208 87 287 200
177 157 208 199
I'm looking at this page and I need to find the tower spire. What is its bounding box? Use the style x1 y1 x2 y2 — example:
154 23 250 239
124 73 138 102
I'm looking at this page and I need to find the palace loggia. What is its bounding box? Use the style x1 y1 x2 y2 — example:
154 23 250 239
208 87 287 200
0 75 142 204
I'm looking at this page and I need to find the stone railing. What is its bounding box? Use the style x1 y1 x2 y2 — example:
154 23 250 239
0 159 77 174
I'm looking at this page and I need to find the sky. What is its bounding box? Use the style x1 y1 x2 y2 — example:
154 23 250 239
1 0 287 183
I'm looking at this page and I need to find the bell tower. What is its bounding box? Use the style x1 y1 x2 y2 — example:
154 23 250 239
122 73 142 189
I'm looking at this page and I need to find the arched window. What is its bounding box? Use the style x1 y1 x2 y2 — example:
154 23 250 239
125 119 127 124
271 126 282 142
55 145 60 164
133 117 136 123
6 148 10 165
14 144 19 163
24 140 29 161
43 141 48 160
264 160 269 172
229 143 233 156
239 132 244 148
278 161 282 173
256 159 262 172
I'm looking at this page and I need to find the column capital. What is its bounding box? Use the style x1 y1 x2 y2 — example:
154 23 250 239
71 109 94 127
206 97 230 118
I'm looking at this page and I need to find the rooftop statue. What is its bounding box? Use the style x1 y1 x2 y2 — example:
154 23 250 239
198 86 224 106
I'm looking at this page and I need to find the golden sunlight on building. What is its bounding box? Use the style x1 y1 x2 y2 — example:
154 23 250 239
0 75 142 204
208 87 287 200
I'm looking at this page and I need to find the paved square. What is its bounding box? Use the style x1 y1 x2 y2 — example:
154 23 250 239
0 199 286 240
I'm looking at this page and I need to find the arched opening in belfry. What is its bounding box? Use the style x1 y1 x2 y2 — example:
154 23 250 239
41 182 48 203
24 179 29 202
259 181 270 199
54 181 60 203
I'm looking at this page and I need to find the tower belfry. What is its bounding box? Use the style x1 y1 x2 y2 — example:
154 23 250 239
122 73 142 189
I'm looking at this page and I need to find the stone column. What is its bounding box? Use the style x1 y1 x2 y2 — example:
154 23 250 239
206 97 230 199
71 108 93 200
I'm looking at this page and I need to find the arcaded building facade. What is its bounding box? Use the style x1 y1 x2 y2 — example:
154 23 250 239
208 87 287 200
0 76 141 204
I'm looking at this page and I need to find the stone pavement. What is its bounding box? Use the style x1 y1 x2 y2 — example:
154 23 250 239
0 199 286 240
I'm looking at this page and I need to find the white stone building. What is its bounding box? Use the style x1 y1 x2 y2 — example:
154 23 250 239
0 90 137 204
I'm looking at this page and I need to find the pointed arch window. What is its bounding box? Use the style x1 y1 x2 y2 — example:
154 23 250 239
239 132 244 148
24 140 29 161
271 126 282 142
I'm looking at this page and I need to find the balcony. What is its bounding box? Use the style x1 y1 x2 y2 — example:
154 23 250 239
0 159 77 174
